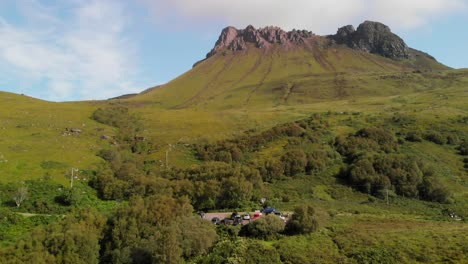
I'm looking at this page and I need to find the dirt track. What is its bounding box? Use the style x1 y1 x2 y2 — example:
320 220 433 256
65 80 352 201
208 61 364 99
203 212 252 225
202 211 289 225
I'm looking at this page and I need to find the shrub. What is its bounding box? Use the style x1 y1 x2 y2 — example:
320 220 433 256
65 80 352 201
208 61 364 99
405 131 423 142
424 132 446 145
284 204 318 235
281 149 307 176
446 134 460 145
418 177 451 203
91 107 129 127
239 214 285 239
243 240 281 264
458 141 468 155
355 127 396 147
261 159 284 182
349 247 401 264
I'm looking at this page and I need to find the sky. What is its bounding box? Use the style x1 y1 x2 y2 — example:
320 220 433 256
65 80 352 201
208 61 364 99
0 0 467 101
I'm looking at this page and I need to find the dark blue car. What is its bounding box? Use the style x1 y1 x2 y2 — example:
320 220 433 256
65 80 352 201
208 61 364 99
262 207 276 214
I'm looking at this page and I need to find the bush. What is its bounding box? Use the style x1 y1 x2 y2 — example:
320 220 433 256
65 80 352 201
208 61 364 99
349 247 401 264
405 131 423 142
281 149 307 176
355 127 396 147
261 159 284 182
239 214 285 239
458 141 468 155
91 107 129 127
243 240 281 264
347 154 429 198
56 188 82 206
284 204 318 235
419 177 451 203
425 132 446 145
334 127 397 160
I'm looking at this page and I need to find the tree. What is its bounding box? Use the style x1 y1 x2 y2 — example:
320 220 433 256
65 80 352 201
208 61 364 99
13 186 28 208
0 209 106 264
101 195 217 263
281 149 307 176
419 177 451 203
262 159 284 182
218 176 253 209
284 204 318 235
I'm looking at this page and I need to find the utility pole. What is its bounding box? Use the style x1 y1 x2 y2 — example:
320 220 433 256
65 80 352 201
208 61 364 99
70 168 78 188
165 149 169 168
165 144 172 169
385 187 389 205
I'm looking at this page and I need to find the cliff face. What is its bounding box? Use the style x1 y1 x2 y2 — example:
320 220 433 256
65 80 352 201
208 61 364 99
205 21 411 60
332 21 410 59
206 25 314 58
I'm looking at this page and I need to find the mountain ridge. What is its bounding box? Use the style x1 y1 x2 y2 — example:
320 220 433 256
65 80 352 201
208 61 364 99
198 21 438 65
133 21 448 110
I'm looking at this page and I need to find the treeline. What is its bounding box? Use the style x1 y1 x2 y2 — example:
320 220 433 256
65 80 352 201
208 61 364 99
196 114 458 203
90 109 337 211
195 114 332 163
71 108 465 206
90 106 158 200
335 127 451 203
0 178 92 214
0 195 217 264
88 108 261 209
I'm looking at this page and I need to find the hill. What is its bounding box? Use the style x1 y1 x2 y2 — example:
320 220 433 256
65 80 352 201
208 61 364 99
0 92 112 183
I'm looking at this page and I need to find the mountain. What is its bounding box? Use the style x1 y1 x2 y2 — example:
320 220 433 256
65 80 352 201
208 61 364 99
132 21 448 110
0 20 467 263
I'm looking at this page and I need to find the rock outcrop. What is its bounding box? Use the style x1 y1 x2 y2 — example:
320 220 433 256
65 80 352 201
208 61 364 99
206 25 314 58
202 21 413 64
332 21 410 59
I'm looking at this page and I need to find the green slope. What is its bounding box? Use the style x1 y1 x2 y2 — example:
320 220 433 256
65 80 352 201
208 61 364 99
132 42 449 110
0 92 112 183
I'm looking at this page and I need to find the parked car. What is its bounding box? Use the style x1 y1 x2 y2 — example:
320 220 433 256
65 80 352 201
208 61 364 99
221 217 233 225
233 217 242 225
211 217 220 225
242 213 251 220
253 212 261 220
232 212 241 219
278 215 286 222
262 207 276 214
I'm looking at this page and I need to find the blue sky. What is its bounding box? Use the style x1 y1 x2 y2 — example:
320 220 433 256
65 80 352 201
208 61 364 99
0 0 467 101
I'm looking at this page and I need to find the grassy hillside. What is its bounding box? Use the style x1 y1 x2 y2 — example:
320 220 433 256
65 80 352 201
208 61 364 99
0 92 113 183
1 68 467 183
132 43 448 110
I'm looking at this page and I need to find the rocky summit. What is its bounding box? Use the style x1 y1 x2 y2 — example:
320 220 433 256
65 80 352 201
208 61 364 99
206 25 314 58
206 21 410 60
332 21 410 59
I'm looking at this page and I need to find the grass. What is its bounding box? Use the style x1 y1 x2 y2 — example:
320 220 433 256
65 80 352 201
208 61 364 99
0 93 115 184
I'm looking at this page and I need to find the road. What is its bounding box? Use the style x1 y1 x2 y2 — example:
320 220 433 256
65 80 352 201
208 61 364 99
202 211 289 225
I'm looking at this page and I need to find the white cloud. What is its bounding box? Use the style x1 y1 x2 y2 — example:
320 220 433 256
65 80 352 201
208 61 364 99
367 0 467 29
143 0 467 33
0 0 140 101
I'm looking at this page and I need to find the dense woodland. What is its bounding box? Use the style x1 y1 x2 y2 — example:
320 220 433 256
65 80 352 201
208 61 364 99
0 106 466 263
